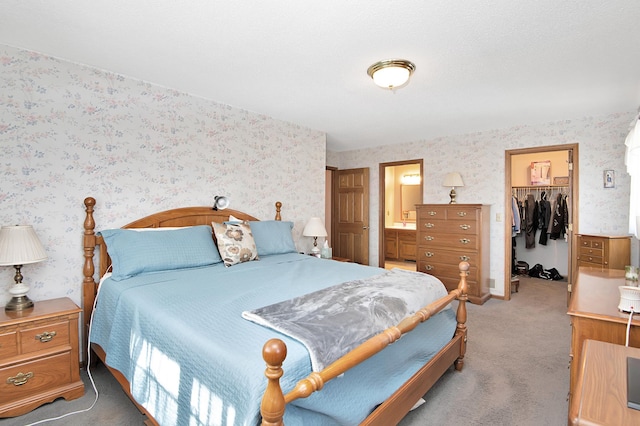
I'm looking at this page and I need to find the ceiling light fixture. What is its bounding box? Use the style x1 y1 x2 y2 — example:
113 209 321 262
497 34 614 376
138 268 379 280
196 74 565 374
367 59 416 90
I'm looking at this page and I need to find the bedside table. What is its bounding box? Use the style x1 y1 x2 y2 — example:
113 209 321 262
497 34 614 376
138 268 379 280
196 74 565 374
331 256 351 262
0 297 84 417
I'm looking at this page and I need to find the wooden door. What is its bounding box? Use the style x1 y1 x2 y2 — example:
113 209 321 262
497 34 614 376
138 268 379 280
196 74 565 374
333 168 369 264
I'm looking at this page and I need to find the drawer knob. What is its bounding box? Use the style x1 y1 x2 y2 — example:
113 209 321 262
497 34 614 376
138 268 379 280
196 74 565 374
427 211 437 216
424 223 434 228
459 224 471 230
424 264 433 271
7 371 33 386
424 251 434 257
459 238 471 244
424 236 434 241
35 331 57 343
459 255 470 261
457 211 467 217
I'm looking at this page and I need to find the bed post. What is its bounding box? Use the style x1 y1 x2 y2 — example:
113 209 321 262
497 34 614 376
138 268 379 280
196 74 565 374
275 201 282 221
82 197 98 365
454 261 469 371
261 339 287 426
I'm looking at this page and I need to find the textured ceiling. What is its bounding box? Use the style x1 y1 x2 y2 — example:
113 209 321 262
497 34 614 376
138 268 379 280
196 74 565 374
2 1 639 152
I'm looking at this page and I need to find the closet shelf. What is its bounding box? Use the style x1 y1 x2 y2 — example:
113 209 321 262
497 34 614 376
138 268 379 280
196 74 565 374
511 184 568 189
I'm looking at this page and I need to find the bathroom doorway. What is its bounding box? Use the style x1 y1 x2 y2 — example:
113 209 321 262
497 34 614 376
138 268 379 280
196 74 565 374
378 159 423 270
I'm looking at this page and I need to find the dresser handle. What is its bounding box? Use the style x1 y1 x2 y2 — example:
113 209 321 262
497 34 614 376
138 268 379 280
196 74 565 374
459 238 471 244
425 251 434 257
427 211 436 216
457 211 467 217
424 265 433 271
7 372 33 386
424 236 434 241
35 331 57 343
459 224 470 230
459 255 470 261
424 223 434 228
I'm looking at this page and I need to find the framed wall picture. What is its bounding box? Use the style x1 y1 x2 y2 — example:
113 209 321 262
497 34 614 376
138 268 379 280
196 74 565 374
604 170 615 188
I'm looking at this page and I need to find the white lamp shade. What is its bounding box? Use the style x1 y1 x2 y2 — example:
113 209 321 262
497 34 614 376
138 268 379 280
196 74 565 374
0 225 47 266
442 172 464 188
303 217 328 237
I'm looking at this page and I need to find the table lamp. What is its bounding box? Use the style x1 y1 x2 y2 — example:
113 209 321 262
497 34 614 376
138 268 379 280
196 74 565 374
442 172 464 204
303 217 327 257
0 225 47 311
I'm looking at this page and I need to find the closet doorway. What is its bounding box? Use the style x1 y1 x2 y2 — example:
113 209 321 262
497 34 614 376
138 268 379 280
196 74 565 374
503 144 579 301
378 159 424 270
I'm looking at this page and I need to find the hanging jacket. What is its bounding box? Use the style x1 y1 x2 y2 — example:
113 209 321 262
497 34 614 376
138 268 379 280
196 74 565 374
549 193 567 240
524 194 538 248
538 192 551 245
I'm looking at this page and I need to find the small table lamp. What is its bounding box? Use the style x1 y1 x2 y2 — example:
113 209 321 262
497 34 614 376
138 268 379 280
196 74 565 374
442 172 464 204
303 217 328 257
0 225 47 311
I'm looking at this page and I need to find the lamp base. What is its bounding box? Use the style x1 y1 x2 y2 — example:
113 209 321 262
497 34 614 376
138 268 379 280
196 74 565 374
449 188 458 204
5 295 34 311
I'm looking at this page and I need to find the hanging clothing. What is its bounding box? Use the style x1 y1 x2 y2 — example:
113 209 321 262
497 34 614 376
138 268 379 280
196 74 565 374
538 191 551 245
549 193 568 240
524 194 538 248
511 195 521 236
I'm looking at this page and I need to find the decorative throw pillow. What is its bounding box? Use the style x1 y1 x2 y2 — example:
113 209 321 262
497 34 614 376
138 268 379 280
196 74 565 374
212 221 259 267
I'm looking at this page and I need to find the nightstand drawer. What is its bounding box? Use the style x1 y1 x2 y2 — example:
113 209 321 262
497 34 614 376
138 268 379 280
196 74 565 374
0 352 72 404
0 332 18 359
20 320 70 354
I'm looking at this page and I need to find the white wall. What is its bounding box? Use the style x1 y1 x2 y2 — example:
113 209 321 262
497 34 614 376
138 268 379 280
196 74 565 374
0 45 327 308
328 111 638 297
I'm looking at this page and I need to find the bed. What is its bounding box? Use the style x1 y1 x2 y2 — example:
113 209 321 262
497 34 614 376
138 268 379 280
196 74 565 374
81 197 469 426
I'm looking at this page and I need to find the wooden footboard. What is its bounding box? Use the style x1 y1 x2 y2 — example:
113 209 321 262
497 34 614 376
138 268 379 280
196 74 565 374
261 262 469 426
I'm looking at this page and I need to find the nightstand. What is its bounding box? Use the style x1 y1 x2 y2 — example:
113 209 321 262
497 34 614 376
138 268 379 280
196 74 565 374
331 256 351 262
0 297 84 417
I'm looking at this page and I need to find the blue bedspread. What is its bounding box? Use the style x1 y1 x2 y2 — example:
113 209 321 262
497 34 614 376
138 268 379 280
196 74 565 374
90 253 457 426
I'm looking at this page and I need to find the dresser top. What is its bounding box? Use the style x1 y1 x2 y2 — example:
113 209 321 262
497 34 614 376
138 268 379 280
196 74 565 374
577 234 632 239
568 267 640 325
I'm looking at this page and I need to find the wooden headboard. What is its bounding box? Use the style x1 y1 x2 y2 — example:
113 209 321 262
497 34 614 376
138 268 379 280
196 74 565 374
82 196 282 356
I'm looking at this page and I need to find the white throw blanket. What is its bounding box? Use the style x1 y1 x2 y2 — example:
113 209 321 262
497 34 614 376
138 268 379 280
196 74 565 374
242 268 449 371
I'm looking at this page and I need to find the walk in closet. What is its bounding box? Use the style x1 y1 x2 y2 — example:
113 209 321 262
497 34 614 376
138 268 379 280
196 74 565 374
509 148 574 286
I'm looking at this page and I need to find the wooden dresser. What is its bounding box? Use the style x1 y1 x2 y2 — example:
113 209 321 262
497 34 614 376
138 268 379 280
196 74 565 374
567 268 640 407
0 298 84 417
415 204 490 304
576 234 631 270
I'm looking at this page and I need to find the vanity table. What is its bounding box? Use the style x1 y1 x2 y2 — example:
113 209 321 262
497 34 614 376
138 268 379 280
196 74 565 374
385 225 416 262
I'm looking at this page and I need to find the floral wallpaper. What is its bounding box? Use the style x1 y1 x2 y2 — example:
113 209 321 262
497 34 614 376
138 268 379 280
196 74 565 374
0 45 326 308
328 111 638 298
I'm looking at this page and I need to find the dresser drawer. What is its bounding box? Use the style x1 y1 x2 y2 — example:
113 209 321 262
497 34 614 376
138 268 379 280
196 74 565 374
439 276 479 295
20 320 70 355
579 238 604 249
416 248 477 265
418 219 478 235
0 352 72 405
417 260 478 282
418 232 479 250
579 246 603 257
0 332 18 359
417 206 447 220
444 207 479 221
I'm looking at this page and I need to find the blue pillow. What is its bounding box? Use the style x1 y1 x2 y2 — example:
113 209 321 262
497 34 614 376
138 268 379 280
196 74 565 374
99 225 222 281
249 221 297 256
